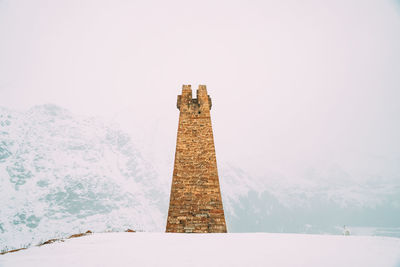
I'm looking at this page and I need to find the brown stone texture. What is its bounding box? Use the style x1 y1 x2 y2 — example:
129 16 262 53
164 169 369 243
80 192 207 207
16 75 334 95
166 84 227 233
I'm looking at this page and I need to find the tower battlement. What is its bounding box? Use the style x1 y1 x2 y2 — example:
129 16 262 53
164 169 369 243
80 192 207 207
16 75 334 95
177 84 212 112
166 84 227 233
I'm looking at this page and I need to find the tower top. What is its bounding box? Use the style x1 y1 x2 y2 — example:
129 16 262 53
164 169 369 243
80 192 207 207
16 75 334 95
177 84 212 111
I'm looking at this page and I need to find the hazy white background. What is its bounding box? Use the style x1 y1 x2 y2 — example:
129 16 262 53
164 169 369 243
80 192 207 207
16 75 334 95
1 0 400 182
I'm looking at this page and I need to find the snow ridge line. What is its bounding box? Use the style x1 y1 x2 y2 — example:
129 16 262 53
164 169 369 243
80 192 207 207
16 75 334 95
0 229 136 255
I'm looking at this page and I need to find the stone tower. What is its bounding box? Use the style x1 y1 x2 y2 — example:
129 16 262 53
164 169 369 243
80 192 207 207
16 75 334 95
166 84 227 233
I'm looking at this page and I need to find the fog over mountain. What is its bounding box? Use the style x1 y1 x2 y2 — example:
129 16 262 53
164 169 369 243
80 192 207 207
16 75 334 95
1 105 399 251
1 0 400 252
1 0 400 181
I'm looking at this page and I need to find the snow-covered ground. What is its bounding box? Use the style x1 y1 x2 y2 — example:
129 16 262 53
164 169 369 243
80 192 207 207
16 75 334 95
1 232 400 267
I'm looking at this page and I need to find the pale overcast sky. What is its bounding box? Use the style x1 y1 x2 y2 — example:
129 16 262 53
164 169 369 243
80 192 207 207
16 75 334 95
1 0 399 182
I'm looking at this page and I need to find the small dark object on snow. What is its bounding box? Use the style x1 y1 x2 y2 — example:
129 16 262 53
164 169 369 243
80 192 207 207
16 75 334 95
68 230 92 239
39 239 59 246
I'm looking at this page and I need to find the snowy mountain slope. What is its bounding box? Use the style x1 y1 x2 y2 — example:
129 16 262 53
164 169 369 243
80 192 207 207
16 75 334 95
219 163 400 235
1 232 400 267
1 104 399 252
0 105 167 251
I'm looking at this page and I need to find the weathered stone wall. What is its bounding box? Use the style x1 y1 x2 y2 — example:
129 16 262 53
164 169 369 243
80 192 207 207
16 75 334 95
166 85 227 233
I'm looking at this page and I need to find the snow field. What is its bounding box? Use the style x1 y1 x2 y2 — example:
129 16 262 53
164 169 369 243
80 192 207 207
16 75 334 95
1 232 400 267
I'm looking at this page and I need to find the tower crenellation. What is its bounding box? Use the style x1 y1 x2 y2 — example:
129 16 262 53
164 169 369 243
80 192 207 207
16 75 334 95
177 84 212 113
